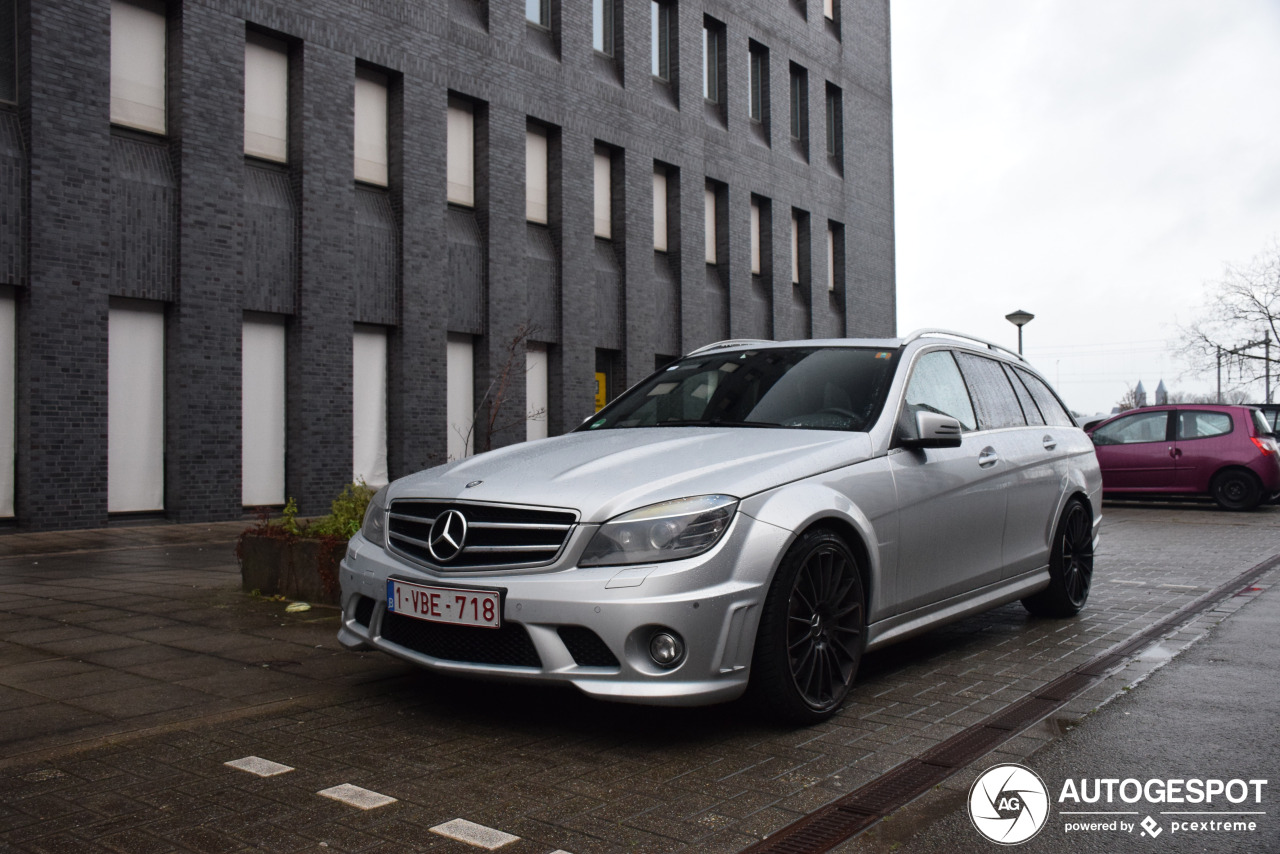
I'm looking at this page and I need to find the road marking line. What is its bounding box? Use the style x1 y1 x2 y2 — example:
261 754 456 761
317 783 397 810
224 756 294 777
430 818 520 849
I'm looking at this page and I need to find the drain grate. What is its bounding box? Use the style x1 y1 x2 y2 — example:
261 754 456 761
749 806 878 853
740 552 1280 854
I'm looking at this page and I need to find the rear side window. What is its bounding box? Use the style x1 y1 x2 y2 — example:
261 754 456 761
1002 363 1045 426
1014 368 1076 427
901 350 977 435
1176 410 1233 440
954 352 1026 430
1092 410 1171 445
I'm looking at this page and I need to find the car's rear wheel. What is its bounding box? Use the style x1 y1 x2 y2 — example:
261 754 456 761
1023 499 1093 618
1210 468 1262 511
748 529 865 725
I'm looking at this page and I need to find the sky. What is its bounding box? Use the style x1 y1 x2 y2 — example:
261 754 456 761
890 0 1280 415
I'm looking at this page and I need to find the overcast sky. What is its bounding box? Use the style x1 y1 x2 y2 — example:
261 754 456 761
890 0 1280 414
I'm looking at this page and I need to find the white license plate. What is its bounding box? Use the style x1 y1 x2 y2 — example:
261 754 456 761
386 580 501 629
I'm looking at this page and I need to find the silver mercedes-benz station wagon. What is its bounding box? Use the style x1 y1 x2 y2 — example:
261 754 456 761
338 330 1102 723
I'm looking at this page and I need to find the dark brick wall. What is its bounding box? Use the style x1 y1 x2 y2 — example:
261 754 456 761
7 0 893 529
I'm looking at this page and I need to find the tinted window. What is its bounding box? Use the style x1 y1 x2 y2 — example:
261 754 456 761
955 352 1026 430
1002 363 1045 426
1092 411 1170 445
583 347 897 432
901 350 977 435
1014 368 1076 427
1176 410 1233 440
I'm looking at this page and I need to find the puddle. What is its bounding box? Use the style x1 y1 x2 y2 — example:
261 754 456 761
1135 643 1173 662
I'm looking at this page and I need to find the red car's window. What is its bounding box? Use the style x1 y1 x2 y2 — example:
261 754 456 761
1092 411 1171 445
1175 411 1233 441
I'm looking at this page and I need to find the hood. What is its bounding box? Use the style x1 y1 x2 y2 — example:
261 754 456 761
388 428 874 522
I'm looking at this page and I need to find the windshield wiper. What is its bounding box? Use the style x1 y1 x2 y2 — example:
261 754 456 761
655 419 785 428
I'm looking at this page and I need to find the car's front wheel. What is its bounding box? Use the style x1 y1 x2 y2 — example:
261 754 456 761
1022 498 1093 618
748 529 865 725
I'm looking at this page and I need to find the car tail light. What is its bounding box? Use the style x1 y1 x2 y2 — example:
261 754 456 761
1250 436 1278 456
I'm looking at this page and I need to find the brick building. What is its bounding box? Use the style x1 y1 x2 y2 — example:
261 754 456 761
0 0 894 530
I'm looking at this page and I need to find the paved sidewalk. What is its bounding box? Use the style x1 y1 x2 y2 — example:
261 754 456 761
0 504 1277 853
839 572 1279 854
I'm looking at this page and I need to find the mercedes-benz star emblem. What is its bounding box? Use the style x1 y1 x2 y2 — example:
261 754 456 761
427 509 468 563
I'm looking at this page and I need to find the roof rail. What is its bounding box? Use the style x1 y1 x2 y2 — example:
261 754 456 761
901 328 1026 363
688 338 773 355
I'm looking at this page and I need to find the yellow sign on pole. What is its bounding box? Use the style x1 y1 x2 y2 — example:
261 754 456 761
594 372 607 411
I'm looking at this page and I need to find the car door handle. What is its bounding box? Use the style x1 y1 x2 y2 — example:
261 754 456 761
978 447 999 468
1042 435 1057 451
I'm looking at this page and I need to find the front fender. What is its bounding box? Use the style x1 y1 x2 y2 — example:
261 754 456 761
737 458 897 622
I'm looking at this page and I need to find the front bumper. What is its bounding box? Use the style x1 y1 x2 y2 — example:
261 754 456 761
337 513 791 706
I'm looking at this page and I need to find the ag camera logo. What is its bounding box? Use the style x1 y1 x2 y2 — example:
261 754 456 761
969 764 1050 845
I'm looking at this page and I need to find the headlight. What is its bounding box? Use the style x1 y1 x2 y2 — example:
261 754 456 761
361 486 389 547
579 495 738 567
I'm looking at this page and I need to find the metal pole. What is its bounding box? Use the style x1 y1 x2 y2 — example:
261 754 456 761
1017 327 1023 355
1217 347 1222 404
1267 335 1272 404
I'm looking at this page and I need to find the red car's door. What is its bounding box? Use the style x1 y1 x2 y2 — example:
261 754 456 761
1090 410 1175 490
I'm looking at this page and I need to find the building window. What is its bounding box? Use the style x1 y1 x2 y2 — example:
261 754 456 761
447 333 474 460
825 0 838 21
593 0 614 55
653 165 669 252
242 314 286 507
826 82 843 162
447 96 475 207
791 211 801 285
703 17 724 104
526 124 549 224
526 342 549 441
748 41 768 124
0 289 13 517
110 0 166 134
826 224 837 292
789 63 807 142
526 0 549 28
108 299 165 513
594 148 612 239
651 1 672 80
244 32 288 162
354 67 388 186
353 325 389 488
0 0 14 103
750 200 762 275
704 184 717 265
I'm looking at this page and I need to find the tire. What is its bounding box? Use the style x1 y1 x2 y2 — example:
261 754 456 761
748 529 866 725
1022 499 1094 618
1210 469 1262 511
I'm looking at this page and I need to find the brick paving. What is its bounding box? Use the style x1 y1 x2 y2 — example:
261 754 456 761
0 503 1277 853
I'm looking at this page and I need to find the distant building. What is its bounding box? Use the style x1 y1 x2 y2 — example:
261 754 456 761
0 0 895 530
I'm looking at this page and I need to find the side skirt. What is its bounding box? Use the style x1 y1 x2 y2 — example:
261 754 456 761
864 567 1049 652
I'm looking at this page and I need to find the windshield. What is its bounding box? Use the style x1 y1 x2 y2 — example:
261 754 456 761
581 347 900 432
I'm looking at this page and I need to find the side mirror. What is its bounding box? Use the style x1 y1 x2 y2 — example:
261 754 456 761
902 411 963 449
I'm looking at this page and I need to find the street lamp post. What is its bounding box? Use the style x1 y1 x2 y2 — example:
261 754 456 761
1005 309 1035 355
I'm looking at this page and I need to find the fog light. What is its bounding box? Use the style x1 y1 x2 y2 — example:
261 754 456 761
649 631 685 667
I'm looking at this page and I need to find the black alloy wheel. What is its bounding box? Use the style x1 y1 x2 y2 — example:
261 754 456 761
1023 499 1094 618
750 529 865 724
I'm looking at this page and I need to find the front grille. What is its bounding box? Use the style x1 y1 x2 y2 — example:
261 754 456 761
387 500 577 570
353 595 376 628
557 626 620 668
381 612 542 667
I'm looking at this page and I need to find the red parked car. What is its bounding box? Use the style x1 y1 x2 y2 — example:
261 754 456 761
1087 405 1280 510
